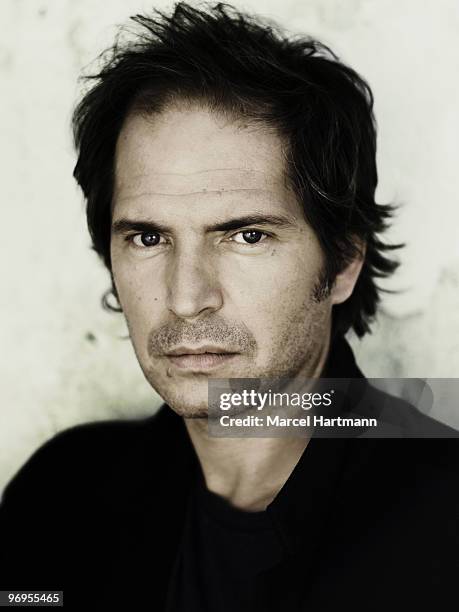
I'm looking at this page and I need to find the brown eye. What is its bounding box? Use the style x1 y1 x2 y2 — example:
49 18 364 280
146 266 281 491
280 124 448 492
243 231 263 243
132 232 162 247
232 230 267 244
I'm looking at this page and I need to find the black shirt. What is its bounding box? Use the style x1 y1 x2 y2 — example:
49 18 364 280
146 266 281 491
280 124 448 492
165 471 283 611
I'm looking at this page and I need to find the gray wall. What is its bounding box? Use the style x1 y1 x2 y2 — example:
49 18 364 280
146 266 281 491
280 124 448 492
1 0 458 492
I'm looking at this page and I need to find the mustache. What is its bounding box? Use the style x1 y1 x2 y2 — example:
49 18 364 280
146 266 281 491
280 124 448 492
147 316 257 356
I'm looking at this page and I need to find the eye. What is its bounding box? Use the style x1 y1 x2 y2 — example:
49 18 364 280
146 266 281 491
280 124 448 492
131 232 164 248
231 230 268 245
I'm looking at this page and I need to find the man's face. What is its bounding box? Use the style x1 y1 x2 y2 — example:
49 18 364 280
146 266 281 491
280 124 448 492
110 105 334 417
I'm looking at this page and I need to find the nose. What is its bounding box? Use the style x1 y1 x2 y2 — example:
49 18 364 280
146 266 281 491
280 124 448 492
166 243 223 320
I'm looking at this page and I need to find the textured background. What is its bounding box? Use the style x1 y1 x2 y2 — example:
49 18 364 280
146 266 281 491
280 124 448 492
1 0 458 492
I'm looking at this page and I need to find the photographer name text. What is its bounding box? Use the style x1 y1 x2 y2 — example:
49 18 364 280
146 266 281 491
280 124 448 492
219 414 378 428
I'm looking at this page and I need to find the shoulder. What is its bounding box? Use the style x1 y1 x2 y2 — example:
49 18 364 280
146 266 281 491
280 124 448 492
338 383 459 505
0 405 190 588
1 405 179 506
341 420 459 506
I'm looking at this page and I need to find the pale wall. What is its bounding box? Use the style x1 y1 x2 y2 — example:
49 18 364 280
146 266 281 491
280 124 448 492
1 0 458 492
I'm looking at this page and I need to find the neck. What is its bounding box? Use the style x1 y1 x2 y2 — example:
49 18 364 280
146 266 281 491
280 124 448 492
184 333 331 512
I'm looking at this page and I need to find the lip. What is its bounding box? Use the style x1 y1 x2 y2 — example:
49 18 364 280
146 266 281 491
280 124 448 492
166 345 235 356
164 346 239 371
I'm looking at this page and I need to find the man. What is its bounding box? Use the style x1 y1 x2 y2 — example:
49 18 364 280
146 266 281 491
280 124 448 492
1 3 457 610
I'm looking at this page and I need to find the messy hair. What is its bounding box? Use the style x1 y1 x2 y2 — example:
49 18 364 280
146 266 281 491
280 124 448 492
72 1 403 338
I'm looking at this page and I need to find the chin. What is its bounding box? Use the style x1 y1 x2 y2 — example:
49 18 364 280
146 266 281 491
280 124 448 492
154 382 209 419
168 402 208 419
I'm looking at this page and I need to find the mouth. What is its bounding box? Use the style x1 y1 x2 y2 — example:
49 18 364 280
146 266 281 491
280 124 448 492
164 346 239 371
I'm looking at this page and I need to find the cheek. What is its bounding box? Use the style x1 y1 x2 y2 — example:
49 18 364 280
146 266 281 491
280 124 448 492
224 250 322 342
112 260 165 352
113 255 163 309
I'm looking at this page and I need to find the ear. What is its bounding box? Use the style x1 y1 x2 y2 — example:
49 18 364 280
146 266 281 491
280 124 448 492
330 239 366 306
109 272 124 312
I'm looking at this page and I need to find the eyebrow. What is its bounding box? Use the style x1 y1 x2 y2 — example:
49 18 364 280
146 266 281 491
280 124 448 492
111 214 297 236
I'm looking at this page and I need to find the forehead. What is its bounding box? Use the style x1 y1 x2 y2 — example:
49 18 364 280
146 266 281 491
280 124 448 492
113 106 300 218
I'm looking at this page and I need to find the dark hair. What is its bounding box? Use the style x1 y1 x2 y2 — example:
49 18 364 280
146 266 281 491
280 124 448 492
72 1 403 338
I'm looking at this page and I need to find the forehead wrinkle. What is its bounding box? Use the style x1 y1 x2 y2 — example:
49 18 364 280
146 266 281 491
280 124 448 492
114 167 283 190
115 187 270 203
145 168 270 176
115 168 278 181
